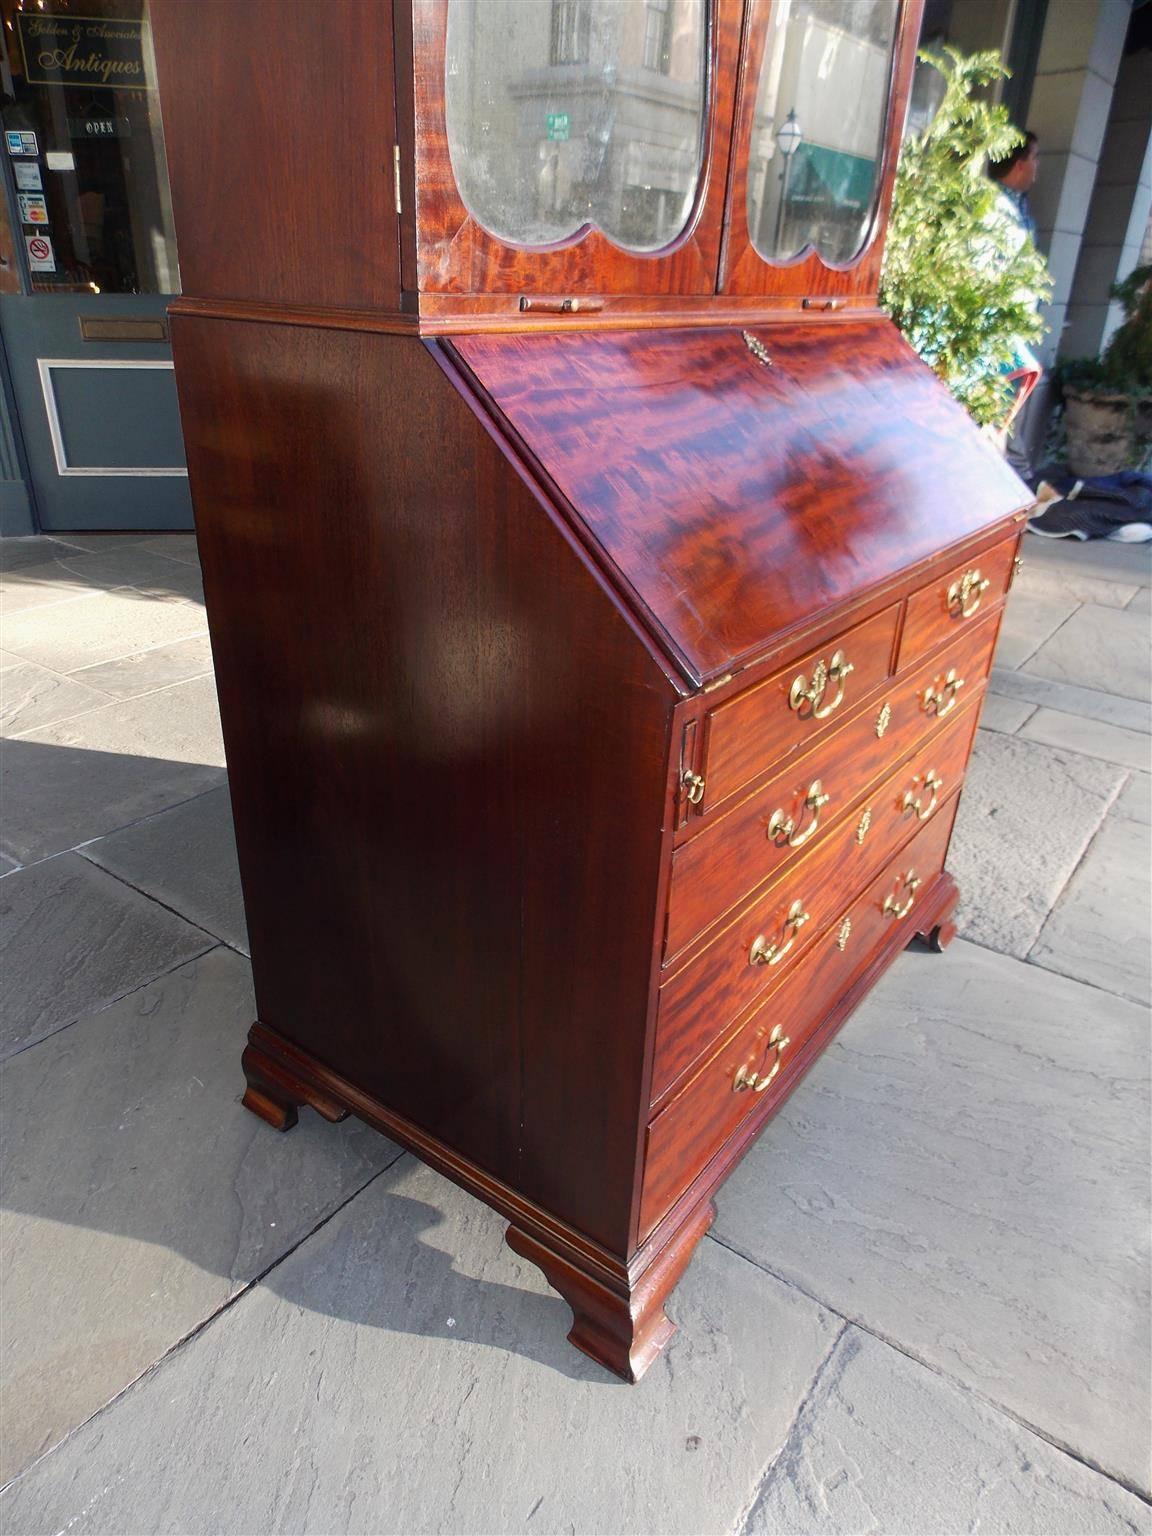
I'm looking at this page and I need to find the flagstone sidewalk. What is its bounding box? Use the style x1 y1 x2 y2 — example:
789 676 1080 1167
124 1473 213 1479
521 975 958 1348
1 528 1149 1536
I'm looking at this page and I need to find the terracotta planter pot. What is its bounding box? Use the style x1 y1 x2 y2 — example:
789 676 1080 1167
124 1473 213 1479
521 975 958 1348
1064 387 1152 477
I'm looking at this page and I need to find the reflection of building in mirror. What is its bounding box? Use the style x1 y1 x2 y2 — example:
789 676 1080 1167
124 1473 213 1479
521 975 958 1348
445 0 707 252
748 0 899 266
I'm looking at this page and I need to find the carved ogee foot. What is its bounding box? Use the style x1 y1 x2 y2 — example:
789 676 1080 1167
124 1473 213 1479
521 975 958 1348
506 1198 715 1382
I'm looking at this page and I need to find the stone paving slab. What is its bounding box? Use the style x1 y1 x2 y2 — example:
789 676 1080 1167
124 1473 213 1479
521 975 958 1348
1022 603 1151 699
1 582 207 673
713 940 1151 1495
988 665 1152 733
70 632 215 700
0 537 86 573
2 676 226 865
1030 812 1152 1004
1018 705 1152 769
84 786 248 954
0 852 213 1059
138 534 201 566
1129 586 1151 615
743 1328 1152 1536
1021 533 1152 586
992 590 1078 670
0 658 110 736
0 948 400 1486
0 547 203 614
948 729 1126 956
976 692 1036 734
1014 557 1139 610
0 1156 840 1536
1115 771 1150 823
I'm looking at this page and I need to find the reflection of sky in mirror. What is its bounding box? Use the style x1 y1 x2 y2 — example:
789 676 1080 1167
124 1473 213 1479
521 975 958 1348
748 0 900 266
445 0 707 251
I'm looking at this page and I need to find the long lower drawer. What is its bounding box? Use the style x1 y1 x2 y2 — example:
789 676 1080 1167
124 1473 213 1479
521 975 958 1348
639 800 959 1241
653 699 980 1103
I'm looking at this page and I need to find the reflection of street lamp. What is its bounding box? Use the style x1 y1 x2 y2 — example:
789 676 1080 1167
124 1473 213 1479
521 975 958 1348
773 108 803 253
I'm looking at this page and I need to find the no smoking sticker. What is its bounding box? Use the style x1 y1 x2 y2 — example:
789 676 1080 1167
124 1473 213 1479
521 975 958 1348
25 233 55 272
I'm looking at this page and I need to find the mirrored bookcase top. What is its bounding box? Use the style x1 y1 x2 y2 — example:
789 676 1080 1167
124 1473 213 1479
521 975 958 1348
444 0 709 252
746 0 901 266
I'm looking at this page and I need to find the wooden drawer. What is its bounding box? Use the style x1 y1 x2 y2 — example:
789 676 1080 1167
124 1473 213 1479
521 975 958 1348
653 701 981 1102
640 802 960 1240
665 610 1001 962
898 535 1017 671
699 604 900 816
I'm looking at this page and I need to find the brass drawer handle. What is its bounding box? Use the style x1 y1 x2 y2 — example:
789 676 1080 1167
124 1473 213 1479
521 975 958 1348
789 650 854 720
681 769 706 806
947 568 990 619
883 870 922 920
750 899 810 967
733 1024 790 1093
767 779 830 849
902 770 943 822
922 669 965 718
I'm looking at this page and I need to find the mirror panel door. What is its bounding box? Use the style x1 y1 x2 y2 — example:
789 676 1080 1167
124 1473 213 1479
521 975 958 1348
721 0 921 303
405 0 742 298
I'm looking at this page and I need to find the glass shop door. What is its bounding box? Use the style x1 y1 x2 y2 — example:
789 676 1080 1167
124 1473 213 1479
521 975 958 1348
0 0 191 531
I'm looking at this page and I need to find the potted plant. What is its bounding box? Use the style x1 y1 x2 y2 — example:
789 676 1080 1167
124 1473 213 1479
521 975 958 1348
880 48 1052 432
1060 264 1152 476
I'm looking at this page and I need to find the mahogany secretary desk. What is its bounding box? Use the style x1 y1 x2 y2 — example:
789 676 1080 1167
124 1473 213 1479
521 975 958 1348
151 0 1030 1381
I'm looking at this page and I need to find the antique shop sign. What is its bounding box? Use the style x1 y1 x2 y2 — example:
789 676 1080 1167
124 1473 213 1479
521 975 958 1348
17 14 149 91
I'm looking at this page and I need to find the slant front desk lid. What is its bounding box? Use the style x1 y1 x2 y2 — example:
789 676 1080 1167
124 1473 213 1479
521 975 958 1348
449 322 1029 688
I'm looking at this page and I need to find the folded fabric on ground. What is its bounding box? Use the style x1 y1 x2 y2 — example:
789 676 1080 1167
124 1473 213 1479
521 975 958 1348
1027 470 1152 541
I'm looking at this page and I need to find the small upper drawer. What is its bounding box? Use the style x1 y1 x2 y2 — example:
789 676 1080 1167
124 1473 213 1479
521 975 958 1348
898 536 1017 671
700 604 900 816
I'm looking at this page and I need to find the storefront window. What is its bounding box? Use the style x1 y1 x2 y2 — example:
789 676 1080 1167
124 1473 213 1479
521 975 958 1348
0 0 179 294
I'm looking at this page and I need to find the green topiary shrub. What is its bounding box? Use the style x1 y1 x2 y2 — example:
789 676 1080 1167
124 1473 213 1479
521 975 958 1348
880 47 1052 427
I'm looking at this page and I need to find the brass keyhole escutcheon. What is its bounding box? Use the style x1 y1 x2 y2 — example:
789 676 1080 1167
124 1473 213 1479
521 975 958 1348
836 916 852 951
733 1024 791 1093
875 701 892 738
855 807 872 845
749 899 810 968
767 780 831 849
789 651 854 721
902 770 943 822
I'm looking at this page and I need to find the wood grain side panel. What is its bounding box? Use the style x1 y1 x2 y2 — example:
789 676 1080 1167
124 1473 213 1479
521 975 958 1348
151 0 401 311
170 317 675 1255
